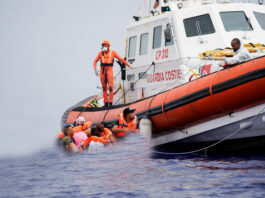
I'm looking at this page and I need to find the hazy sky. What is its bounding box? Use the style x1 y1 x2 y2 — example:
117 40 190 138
0 0 144 156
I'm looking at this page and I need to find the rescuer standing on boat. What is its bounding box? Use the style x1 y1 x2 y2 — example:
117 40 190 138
93 40 132 107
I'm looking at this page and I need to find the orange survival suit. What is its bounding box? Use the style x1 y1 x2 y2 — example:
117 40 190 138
93 40 130 105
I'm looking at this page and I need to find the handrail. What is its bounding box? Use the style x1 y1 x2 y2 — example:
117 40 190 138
121 57 225 71
98 56 225 106
114 57 226 106
114 62 156 105
74 68 122 122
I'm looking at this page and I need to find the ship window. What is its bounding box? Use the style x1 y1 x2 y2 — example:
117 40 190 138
140 33 149 55
128 36 137 58
138 72 147 79
164 24 174 46
153 26 162 49
220 11 253 32
253 12 265 30
127 74 135 81
183 14 215 37
130 82 135 91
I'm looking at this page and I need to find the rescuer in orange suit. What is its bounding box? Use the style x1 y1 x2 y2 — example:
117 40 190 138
93 40 132 107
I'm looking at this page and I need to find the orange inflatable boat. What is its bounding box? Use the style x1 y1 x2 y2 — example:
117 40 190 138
62 56 265 154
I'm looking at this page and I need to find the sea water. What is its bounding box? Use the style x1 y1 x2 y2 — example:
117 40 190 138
0 135 265 198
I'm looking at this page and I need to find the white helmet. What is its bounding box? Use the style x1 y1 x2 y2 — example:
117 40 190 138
76 116 85 125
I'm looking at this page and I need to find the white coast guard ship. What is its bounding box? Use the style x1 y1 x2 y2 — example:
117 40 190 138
63 0 265 155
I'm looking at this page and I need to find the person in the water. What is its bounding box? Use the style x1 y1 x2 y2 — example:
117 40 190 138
73 128 91 148
96 123 117 144
61 125 78 153
73 116 92 133
83 128 105 150
112 107 139 138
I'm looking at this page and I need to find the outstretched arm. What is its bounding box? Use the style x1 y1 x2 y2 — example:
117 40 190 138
226 49 251 65
112 124 128 134
226 55 241 65
113 50 131 68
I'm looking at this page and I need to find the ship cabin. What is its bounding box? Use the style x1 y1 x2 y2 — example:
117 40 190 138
113 0 265 104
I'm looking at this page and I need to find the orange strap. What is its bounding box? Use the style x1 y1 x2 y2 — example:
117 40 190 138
117 132 125 137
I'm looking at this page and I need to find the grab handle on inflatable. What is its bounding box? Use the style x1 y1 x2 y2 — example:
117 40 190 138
209 72 227 115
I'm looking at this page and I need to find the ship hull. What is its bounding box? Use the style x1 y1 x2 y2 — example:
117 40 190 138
152 104 265 155
154 136 265 156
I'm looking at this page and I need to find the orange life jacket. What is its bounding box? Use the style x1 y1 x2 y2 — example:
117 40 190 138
73 121 92 133
100 50 114 68
58 132 65 139
99 128 112 145
83 136 106 149
117 113 138 137
102 128 112 139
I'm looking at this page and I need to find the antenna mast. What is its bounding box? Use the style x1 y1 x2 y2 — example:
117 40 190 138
138 0 143 17
148 0 151 16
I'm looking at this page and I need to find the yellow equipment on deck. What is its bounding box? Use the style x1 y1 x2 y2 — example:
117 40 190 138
199 43 265 58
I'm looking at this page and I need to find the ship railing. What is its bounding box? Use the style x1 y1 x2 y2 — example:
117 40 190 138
122 56 226 72
116 56 226 105
99 56 226 106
